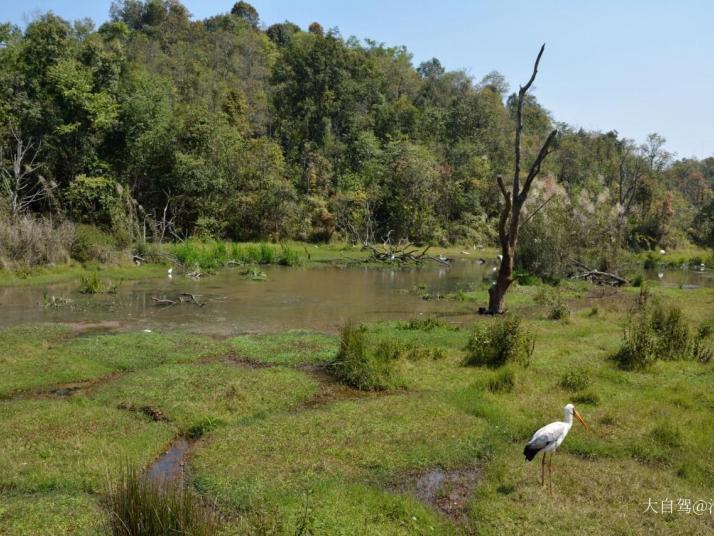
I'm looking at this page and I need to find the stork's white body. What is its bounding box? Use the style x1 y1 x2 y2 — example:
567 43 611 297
523 404 588 492
526 416 573 454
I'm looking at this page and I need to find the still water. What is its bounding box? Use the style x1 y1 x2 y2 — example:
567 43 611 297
0 261 711 335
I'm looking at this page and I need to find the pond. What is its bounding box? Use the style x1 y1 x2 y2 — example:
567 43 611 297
0 260 711 335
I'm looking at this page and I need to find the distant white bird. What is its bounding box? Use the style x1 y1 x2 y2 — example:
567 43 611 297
492 266 498 272
524 403 588 492
657 272 664 279
660 249 666 255
497 254 503 262
167 267 173 275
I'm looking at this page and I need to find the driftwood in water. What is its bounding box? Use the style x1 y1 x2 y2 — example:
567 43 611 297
152 293 205 307
364 234 450 265
570 260 628 286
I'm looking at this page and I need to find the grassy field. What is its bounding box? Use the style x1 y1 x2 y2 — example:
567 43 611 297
0 281 712 535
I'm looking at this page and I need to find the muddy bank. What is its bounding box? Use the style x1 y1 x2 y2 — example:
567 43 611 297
391 464 482 522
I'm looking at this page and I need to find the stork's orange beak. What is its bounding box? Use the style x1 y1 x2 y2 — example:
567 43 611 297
574 409 589 430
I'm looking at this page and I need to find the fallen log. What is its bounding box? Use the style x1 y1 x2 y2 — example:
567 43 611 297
570 260 628 286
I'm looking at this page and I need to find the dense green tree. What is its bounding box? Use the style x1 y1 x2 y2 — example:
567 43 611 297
0 0 710 256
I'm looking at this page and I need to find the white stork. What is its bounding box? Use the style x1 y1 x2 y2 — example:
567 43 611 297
523 403 588 492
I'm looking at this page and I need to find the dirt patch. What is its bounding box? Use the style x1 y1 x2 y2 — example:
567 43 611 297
295 365 387 410
62 320 124 335
118 402 170 422
391 465 482 522
198 350 273 369
17 372 122 400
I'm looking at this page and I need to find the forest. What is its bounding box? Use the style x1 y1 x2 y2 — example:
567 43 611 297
1 0 713 277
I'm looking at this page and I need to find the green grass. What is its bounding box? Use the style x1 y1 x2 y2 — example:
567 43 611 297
229 330 338 365
0 284 713 534
0 491 103 535
0 327 224 397
90 363 318 436
0 398 173 493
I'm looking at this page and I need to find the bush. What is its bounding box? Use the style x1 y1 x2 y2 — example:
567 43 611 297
65 175 133 247
0 214 74 268
72 224 116 263
631 274 643 287
463 316 534 368
548 299 570 321
330 322 404 390
613 302 713 369
104 464 218 536
534 287 570 320
514 269 540 286
559 368 591 391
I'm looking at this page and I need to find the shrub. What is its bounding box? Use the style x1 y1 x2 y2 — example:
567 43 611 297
0 214 74 268
72 224 116 263
613 302 712 369
65 175 133 247
463 316 534 368
330 322 404 390
631 274 643 287
559 368 591 391
612 310 659 370
548 299 570 321
104 464 218 536
514 269 540 286
487 368 516 393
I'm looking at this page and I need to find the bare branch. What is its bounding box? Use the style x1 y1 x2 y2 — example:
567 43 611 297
521 193 556 227
519 129 558 204
513 43 547 203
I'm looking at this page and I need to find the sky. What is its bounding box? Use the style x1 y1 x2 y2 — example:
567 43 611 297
2 0 713 159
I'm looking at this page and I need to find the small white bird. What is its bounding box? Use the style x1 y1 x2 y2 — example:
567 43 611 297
167 267 173 275
497 254 503 262
524 404 588 492
492 266 498 272
657 272 664 279
660 249 666 255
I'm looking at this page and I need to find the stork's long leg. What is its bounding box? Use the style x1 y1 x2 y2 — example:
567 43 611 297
548 453 553 494
540 451 546 486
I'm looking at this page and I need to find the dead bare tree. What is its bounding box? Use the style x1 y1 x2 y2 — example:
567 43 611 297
484 44 558 314
0 128 54 217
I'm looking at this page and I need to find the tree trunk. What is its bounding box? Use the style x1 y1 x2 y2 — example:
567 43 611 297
479 44 558 315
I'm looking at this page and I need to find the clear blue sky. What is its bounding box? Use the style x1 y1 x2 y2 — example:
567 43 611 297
2 0 713 159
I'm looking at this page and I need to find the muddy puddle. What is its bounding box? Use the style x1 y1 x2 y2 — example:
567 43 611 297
147 438 192 484
393 465 482 521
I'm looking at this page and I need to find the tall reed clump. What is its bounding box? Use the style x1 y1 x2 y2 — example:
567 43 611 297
170 241 301 270
613 302 713 369
104 464 218 536
463 316 535 367
0 214 74 268
329 321 404 390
